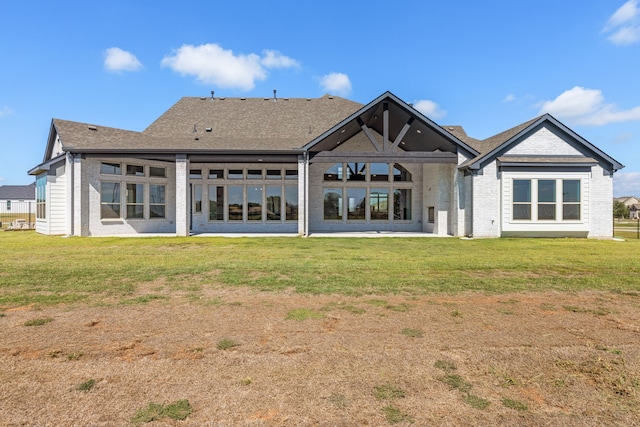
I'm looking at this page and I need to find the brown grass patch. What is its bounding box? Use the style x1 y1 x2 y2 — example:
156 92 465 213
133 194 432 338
0 290 639 425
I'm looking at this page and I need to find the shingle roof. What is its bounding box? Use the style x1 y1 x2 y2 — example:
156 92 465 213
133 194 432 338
53 95 363 153
0 183 35 200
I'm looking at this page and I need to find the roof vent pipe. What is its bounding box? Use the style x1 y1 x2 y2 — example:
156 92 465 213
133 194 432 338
210 90 214 100
273 89 277 101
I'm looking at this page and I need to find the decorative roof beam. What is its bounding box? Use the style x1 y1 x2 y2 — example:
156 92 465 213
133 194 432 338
383 102 389 151
356 117 382 152
390 117 414 151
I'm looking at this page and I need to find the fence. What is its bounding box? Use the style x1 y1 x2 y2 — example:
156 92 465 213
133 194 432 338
613 218 640 240
0 201 36 230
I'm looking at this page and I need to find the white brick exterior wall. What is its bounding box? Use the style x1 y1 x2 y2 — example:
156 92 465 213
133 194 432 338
508 126 582 156
472 161 502 237
589 166 614 238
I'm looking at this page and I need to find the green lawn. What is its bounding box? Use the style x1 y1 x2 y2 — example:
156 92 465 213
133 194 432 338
1 231 639 307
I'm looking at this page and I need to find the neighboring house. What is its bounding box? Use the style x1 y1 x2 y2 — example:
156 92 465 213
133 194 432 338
0 183 36 229
28 91 624 238
615 196 640 219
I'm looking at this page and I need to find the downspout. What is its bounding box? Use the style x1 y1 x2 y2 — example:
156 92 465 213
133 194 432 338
68 152 74 236
304 151 309 237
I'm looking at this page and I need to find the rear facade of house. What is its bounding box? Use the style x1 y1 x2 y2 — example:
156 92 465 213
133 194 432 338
29 91 623 238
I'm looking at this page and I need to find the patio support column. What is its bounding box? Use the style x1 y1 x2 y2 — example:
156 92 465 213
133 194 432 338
298 153 307 236
175 154 189 236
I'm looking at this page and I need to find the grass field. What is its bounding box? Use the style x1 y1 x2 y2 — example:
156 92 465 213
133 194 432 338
1 231 640 307
1 232 639 425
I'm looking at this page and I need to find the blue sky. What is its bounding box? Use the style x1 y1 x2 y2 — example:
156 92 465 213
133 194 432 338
1 1 639 196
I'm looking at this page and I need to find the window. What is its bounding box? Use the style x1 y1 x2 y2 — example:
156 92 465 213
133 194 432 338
149 167 166 178
266 169 282 180
149 185 165 218
563 180 581 220
36 174 46 219
193 184 202 214
126 183 144 219
394 189 412 220
324 189 343 220
512 178 581 221
247 186 263 221
228 186 243 220
537 180 556 220
6 200 10 211
100 162 121 175
100 182 120 219
393 164 411 182
512 180 531 220
208 186 224 221
189 169 202 179
324 163 343 181
247 169 262 179
370 164 389 182
208 169 223 179
228 169 244 179
346 163 366 181
370 189 389 220
285 170 298 180
285 186 298 220
127 165 144 177
347 188 366 219
266 186 281 220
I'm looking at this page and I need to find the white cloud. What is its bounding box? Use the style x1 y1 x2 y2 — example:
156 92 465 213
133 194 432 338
603 1 640 45
413 99 447 120
0 176 5 181
502 94 516 103
161 44 300 91
537 86 640 126
261 49 300 69
614 171 640 196
0 106 13 117
608 25 640 45
319 72 352 96
104 47 143 73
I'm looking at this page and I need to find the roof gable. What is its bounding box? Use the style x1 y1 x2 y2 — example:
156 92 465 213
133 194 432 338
462 114 624 173
303 91 480 157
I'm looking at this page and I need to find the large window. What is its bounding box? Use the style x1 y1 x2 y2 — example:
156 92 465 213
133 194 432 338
323 162 412 222
513 180 532 220
36 174 46 219
193 184 202 214
347 188 366 220
247 186 263 221
196 166 299 224
563 180 581 220
370 188 389 220
100 162 167 221
228 186 243 220
285 186 298 220
126 183 144 219
100 182 120 219
394 189 412 220
512 178 581 221
208 186 224 221
537 180 556 220
324 189 343 220
149 185 165 218
266 186 281 221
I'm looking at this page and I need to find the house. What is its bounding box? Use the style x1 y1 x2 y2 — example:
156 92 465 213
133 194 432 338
0 183 36 229
614 196 640 219
28 91 623 238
